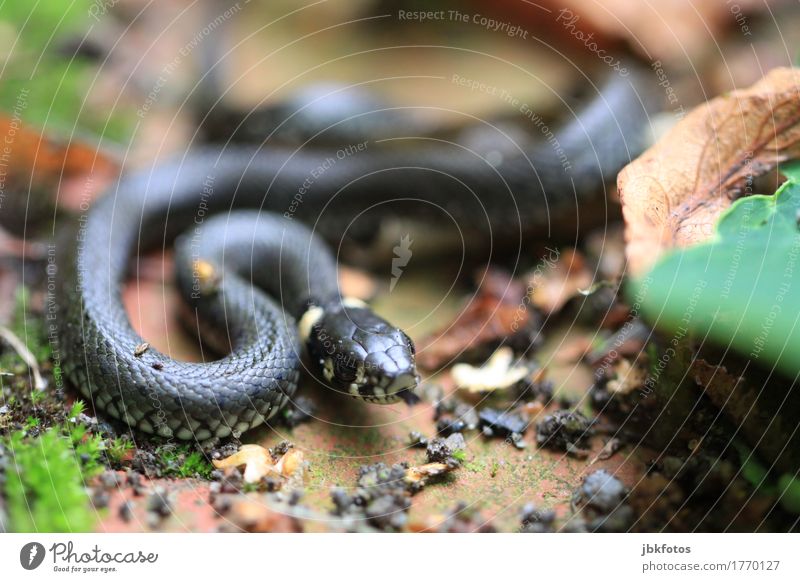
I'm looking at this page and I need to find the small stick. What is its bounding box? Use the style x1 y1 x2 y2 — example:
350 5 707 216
0 325 47 391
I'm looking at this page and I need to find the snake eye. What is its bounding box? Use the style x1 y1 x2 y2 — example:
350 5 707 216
404 333 416 356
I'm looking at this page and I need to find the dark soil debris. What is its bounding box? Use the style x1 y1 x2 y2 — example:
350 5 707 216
272 395 316 429
423 501 496 533
536 410 593 454
426 433 466 467
331 462 412 532
146 486 173 522
571 470 633 532
269 440 293 461
408 431 428 448
519 502 556 533
478 408 528 437
433 396 479 435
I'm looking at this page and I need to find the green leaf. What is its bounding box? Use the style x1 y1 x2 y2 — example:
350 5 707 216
628 161 800 378
734 441 773 493
777 473 800 514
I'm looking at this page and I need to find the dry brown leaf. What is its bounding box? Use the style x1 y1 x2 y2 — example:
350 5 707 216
606 358 647 395
619 68 800 277
405 462 451 486
0 116 118 187
416 268 534 370
589 438 622 465
275 449 304 477
0 117 118 236
212 444 304 484
531 0 766 63
451 347 530 393
212 444 274 483
529 248 593 315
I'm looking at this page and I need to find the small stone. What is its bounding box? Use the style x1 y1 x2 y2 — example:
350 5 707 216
408 431 428 448
426 433 466 466
478 408 528 437
519 502 556 533
118 501 134 523
146 487 172 519
573 469 628 513
436 417 466 436
536 409 593 451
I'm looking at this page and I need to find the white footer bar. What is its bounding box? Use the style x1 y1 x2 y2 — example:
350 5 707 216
1 533 797 581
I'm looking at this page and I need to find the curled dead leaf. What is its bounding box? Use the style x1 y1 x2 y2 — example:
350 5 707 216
606 359 647 395
405 462 451 486
275 449 304 477
589 437 622 465
212 444 304 483
619 68 800 277
212 444 274 484
451 347 530 393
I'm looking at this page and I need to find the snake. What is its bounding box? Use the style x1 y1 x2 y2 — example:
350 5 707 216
50 69 655 444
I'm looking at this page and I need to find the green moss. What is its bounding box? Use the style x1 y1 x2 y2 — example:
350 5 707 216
3 402 104 532
464 460 487 473
490 460 500 478
158 445 214 479
178 451 214 479
104 437 133 467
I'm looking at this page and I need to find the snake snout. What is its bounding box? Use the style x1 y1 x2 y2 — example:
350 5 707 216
361 332 419 403
306 301 419 403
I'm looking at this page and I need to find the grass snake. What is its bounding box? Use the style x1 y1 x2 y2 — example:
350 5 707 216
51 70 655 444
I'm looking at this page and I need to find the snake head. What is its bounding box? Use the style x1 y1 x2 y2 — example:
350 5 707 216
301 299 418 403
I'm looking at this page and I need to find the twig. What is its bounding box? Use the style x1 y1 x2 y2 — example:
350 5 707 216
0 324 47 391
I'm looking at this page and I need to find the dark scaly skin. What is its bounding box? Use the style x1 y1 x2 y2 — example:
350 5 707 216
54 71 655 442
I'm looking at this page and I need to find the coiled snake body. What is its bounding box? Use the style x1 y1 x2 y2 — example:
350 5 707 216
54 72 653 443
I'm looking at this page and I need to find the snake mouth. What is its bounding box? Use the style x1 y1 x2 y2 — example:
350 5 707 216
357 370 419 404
370 372 419 404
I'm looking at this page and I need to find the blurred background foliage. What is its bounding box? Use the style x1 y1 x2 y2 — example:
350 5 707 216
0 0 132 142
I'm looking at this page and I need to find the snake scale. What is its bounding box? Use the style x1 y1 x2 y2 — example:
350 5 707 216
51 70 654 444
